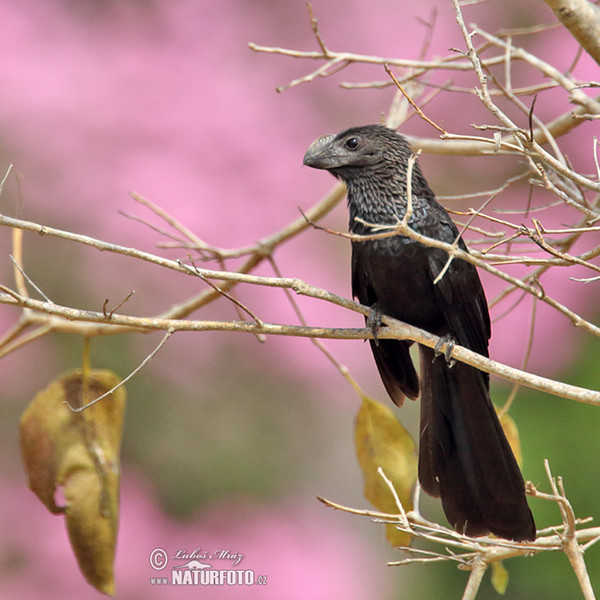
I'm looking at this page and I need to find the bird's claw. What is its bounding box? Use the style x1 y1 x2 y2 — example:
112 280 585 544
434 334 456 367
367 306 383 346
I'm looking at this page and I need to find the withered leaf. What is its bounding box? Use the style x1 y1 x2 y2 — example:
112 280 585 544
354 394 417 547
20 369 125 596
497 408 523 467
491 560 510 595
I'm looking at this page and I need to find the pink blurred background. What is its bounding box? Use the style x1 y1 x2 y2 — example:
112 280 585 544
1 1 598 598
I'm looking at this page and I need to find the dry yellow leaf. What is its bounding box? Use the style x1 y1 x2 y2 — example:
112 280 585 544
354 395 417 547
497 409 523 467
491 560 510 595
20 369 125 596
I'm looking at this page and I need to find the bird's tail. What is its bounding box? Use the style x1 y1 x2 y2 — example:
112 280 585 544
418 346 535 541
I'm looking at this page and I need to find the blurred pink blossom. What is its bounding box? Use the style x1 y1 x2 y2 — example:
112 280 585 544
0 0 595 384
0 472 391 599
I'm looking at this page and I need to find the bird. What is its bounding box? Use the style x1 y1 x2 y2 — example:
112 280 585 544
303 124 535 541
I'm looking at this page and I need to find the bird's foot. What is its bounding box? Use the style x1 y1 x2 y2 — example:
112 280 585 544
367 306 383 346
434 334 456 367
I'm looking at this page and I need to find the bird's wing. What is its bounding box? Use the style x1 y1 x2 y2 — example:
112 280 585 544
352 244 420 405
426 236 491 357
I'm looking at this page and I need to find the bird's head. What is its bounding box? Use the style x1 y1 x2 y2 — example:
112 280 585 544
303 125 412 183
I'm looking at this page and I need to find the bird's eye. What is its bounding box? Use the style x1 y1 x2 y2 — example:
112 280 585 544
345 137 359 150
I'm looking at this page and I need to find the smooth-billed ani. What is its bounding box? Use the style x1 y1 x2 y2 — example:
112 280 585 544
303 124 535 541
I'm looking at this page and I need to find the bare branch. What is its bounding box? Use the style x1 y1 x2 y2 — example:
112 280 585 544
319 460 599 600
541 0 600 66
1 273 598 406
65 330 174 413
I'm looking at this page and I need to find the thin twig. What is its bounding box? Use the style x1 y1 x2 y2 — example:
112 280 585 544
385 65 446 134
65 330 174 412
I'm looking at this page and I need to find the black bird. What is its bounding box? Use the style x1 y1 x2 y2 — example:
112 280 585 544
303 125 535 541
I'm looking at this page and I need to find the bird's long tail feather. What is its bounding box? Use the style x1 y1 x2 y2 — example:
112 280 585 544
418 346 535 541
